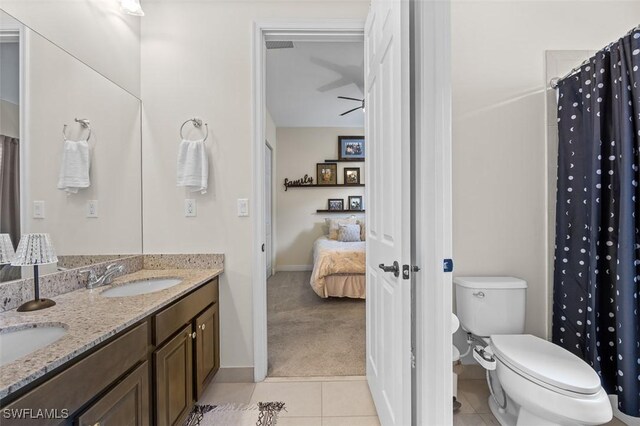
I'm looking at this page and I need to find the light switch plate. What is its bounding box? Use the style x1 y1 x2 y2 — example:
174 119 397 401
87 200 99 218
33 201 45 219
185 199 197 217
237 198 249 217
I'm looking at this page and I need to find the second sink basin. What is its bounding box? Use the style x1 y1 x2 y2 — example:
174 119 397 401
101 278 183 298
0 324 68 367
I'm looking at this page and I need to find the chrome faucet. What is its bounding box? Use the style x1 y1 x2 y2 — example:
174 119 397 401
80 263 125 289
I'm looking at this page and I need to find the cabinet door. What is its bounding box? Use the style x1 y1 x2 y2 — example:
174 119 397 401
154 325 193 426
194 303 220 398
76 361 150 426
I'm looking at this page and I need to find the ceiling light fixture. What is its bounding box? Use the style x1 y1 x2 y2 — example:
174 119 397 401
121 0 145 16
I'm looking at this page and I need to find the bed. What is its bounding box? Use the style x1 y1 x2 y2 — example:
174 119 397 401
310 235 366 298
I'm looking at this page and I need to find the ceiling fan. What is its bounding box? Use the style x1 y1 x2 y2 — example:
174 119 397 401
338 96 365 116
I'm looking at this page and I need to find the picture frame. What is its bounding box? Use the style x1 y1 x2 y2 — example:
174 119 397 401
349 196 363 211
344 167 361 185
316 163 338 185
338 136 365 161
328 199 344 211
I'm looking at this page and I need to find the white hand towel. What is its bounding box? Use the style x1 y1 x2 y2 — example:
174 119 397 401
177 139 208 194
57 140 91 194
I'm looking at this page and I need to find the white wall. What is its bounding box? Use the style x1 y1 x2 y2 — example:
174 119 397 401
275 127 364 269
141 1 369 369
24 28 142 255
0 0 141 96
451 1 640 359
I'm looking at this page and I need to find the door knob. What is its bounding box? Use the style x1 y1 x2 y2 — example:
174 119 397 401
378 261 400 278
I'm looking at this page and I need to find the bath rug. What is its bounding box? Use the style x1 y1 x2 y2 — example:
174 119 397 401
184 402 286 426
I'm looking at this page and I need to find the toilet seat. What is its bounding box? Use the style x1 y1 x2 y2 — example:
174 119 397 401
490 334 601 395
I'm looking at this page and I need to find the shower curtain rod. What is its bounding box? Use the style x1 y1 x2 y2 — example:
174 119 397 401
550 24 640 89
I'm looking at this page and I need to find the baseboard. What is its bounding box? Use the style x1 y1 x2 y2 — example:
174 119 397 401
213 367 255 383
274 265 313 272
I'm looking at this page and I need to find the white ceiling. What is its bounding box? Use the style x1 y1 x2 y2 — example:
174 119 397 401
266 41 364 128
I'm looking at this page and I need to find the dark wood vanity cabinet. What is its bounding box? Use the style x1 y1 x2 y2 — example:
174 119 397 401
0 277 220 426
152 278 219 426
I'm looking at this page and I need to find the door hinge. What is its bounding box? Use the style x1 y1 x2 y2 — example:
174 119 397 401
410 347 416 369
443 259 454 273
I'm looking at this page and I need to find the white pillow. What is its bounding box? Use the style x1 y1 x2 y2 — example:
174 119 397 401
338 224 361 242
326 217 358 240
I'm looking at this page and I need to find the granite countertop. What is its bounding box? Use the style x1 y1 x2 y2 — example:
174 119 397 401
0 268 223 400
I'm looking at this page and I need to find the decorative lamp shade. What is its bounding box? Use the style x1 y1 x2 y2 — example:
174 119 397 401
0 234 15 265
120 0 145 16
11 234 58 266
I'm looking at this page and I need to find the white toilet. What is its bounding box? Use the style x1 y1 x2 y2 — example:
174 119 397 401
454 276 613 426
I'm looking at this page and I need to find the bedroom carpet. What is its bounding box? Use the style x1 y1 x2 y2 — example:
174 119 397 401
267 271 366 377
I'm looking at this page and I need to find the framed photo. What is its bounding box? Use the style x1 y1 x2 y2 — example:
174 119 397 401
349 196 363 211
338 136 365 161
316 163 338 185
328 199 344 211
344 167 361 185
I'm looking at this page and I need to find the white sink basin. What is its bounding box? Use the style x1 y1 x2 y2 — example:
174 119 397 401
0 324 68 367
101 278 183 298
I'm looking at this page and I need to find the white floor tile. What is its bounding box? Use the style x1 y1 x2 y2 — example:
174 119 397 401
277 416 323 426
198 382 256 405
322 381 377 417
250 381 322 417
322 416 381 426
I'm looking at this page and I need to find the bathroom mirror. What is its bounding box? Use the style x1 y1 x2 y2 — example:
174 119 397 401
0 10 142 283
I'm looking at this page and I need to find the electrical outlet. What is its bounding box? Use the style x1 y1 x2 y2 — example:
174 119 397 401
33 201 45 219
185 199 197 217
237 198 249 217
87 200 99 218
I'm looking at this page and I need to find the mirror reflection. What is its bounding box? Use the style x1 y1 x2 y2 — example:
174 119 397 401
0 11 142 283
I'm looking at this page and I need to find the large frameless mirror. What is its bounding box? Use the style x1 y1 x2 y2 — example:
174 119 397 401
0 10 142 283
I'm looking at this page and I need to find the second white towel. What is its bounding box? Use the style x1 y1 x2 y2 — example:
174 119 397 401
57 140 91 194
177 139 208 194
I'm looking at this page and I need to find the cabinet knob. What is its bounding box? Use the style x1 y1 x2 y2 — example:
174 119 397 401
201 323 206 331
191 332 197 339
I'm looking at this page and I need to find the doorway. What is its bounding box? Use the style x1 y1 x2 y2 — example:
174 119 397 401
252 6 453 424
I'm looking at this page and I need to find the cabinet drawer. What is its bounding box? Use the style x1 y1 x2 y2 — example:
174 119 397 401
76 361 150 426
3 322 148 426
154 278 218 345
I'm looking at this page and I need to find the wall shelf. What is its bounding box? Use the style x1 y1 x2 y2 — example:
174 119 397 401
285 184 365 189
323 159 365 163
316 209 365 213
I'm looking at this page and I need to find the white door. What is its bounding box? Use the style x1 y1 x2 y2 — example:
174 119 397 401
265 143 273 278
364 1 412 425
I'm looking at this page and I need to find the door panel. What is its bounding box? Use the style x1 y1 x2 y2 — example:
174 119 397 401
195 303 220 399
154 324 193 426
265 143 273 278
76 362 150 426
365 1 412 425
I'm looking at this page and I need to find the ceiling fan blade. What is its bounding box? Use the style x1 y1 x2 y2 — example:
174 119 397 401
337 96 363 102
340 106 362 116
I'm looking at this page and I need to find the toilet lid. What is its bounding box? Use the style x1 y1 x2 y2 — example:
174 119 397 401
490 334 601 395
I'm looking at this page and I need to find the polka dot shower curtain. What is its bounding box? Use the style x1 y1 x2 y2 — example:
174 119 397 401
552 27 639 417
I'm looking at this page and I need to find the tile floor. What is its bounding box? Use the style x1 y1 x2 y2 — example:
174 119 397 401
198 376 380 426
453 377 626 426
199 375 627 426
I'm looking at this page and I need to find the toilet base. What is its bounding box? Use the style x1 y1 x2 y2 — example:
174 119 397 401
488 395 518 426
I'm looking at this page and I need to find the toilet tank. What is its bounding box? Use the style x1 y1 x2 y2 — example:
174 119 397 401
454 277 527 337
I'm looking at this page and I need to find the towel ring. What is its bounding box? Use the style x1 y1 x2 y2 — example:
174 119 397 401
62 118 92 142
180 118 209 142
